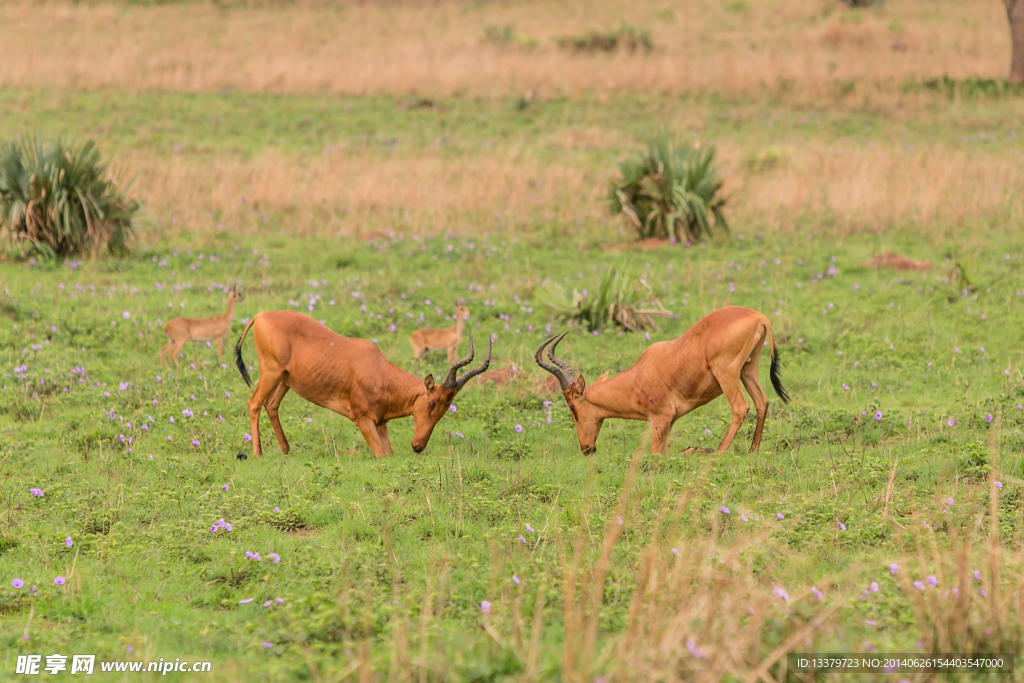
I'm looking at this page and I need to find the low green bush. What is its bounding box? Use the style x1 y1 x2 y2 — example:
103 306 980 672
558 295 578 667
557 23 653 53
608 133 728 244
0 135 138 258
536 268 671 333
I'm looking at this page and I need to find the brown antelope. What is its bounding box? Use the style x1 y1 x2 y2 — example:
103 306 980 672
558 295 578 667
159 285 244 367
235 310 490 458
410 303 470 360
535 306 790 455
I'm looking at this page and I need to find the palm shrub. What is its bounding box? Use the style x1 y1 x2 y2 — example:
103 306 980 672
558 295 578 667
608 133 728 244
535 269 671 333
0 136 138 258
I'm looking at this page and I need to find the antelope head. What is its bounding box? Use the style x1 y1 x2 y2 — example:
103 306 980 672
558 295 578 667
411 332 491 453
228 284 245 303
535 333 600 455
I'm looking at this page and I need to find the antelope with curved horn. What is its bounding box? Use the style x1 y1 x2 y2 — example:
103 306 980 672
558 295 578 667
235 310 491 458
160 285 244 367
536 306 790 455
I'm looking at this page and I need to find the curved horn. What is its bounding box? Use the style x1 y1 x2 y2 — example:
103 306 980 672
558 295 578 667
442 333 491 389
535 333 575 390
547 332 575 381
454 336 492 390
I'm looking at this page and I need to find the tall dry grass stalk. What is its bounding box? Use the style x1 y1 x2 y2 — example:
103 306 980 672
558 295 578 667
0 0 1010 99
280 434 1024 681
122 141 1024 240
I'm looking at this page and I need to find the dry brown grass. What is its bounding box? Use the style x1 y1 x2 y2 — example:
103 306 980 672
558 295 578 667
322 444 1024 682
0 0 1009 99
125 140 1024 239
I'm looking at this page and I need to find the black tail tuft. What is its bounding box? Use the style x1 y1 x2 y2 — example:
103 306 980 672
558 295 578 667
770 348 790 405
235 336 252 388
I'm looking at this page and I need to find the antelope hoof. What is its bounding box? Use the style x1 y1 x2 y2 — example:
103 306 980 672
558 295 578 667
681 446 714 455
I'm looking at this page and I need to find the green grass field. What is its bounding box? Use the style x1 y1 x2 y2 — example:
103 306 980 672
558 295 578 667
3 86 1024 681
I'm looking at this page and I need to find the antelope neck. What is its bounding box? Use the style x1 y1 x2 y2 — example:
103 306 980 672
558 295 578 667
580 370 644 419
380 365 429 419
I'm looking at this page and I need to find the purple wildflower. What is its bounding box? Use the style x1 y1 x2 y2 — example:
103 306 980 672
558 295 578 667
927 576 938 587
811 586 825 602
268 553 280 564
913 581 926 590
776 513 785 520
514 424 522 433
772 587 789 602
481 600 491 614
869 582 879 592
888 563 900 575
995 481 1004 489
53 576 65 586
838 522 846 531
12 579 24 589
686 639 707 659
720 506 730 514
65 537 73 548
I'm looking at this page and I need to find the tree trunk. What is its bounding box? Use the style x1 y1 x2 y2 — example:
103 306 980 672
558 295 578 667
1008 0 1024 84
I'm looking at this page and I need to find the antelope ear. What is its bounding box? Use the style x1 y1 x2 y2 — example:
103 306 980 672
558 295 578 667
567 374 586 398
594 371 610 384
424 374 435 391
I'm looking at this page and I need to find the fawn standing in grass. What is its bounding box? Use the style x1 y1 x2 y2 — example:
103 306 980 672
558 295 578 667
410 303 470 361
160 285 244 367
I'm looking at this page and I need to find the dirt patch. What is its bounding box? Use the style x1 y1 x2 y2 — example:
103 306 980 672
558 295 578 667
866 253 934 271
601 238 672 251
476 366 521 386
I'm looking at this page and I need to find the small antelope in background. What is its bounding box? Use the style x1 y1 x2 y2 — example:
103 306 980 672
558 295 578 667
410 303 470 360
535 306 790 455
235 310 490 457
160 285 244 367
